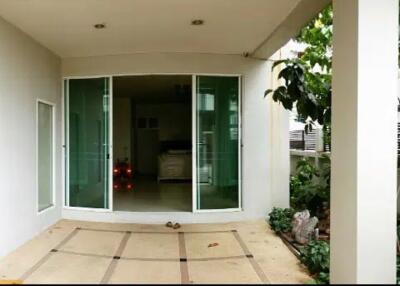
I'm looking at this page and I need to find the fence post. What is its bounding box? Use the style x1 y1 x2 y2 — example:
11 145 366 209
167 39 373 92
316 128 324 152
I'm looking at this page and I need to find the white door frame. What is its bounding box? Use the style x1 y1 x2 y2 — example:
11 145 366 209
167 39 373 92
192 74 242 213
62 73 242 214
62 76 113 212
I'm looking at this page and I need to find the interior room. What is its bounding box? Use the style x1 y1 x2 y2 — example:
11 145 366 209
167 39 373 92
113 75 192 212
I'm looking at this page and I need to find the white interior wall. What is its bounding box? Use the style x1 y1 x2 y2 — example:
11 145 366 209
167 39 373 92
62 53 289 222
135 103 191 142
0 17 61 257
113 97 131 163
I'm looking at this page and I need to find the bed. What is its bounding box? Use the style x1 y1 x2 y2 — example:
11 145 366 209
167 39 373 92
157 141 192 181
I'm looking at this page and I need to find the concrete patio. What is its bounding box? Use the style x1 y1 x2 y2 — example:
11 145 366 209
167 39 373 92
0 220 310 284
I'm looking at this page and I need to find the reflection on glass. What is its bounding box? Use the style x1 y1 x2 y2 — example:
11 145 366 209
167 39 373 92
38 102 53 211
68 78 109 208
196 76 239 210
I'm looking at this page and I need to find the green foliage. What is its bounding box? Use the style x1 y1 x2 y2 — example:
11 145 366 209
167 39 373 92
397 215 400 284
300 240 330 275
265 5 332 141
268 207 295 234
313 272 330 285
295 157 318 182
290 157 330 216
397 255 400 284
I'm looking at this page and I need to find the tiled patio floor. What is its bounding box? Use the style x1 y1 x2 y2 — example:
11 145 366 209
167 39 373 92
0 219 311 284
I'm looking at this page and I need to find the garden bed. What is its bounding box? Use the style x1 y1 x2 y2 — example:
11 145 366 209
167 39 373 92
278 232 330 261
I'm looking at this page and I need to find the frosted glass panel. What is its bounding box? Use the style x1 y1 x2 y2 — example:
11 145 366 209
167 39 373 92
38 101 53 212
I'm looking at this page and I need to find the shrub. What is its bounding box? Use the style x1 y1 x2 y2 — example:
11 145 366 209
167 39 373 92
313 272 329 284
397 255 400 285
268 207 295 234
300 240 330 275
290 157 330 216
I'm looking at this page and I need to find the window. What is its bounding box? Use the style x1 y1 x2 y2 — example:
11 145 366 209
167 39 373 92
38 101 54 212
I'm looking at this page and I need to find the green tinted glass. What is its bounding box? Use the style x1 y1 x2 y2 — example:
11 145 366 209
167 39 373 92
67 78 110 209
196 76 240 210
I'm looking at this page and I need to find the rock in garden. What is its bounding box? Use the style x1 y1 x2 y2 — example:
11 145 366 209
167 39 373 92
292 210 319 244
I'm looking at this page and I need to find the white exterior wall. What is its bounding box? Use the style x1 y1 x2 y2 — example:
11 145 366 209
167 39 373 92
62 53 289 223
0 17 61 257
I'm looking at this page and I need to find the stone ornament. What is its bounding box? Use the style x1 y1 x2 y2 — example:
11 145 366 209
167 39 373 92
292 210 319 244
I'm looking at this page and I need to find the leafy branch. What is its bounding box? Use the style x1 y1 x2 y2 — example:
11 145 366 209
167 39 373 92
265 6 332 138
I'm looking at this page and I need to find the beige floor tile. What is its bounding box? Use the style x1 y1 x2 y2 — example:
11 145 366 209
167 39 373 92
0 223 75 280
255 255 311 284
0 219 311 284
185 232 245 259
179 222 234 233
24 252 111 284
121 233 180 259
238 229 311 284
60 229 124 257
188 257 261 284
109 260 181 284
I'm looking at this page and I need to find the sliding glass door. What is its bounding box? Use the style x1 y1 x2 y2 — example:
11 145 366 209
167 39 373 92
65 77 111 209
195 76 240 211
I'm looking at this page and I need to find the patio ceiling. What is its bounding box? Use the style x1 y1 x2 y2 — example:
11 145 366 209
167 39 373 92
0 0 329 59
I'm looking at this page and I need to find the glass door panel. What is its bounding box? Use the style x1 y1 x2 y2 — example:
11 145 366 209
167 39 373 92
196 76 240 210
66 78 110 209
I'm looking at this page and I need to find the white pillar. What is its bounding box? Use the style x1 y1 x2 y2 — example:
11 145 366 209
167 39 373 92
331 0 398 283
268 49 290 209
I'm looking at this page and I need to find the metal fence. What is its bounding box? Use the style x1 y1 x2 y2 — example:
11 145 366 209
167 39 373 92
290 129 317 151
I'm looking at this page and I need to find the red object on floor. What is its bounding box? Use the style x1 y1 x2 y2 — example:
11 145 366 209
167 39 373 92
113 158 133 191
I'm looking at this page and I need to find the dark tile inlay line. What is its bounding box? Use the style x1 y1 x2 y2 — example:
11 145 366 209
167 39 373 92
57 249 113 259
121 257 179 262
78 227 233 235
178 232 190 284
19 227 80 281
232 230 270 284
44 249 249 263
100 231 131 284
187 255 247 262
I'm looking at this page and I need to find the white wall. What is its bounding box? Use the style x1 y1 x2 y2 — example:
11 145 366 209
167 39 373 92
113 97 131 162
62 53 289 222
0 17 61 257
135 103 191 141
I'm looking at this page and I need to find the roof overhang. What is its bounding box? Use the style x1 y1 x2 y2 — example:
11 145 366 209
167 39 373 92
251 0 331 59
0 0 330 59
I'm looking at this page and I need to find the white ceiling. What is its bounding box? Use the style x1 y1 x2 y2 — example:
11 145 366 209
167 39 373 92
0 0 301 58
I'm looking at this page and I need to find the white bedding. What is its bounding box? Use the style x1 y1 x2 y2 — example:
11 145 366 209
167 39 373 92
158 151 192 181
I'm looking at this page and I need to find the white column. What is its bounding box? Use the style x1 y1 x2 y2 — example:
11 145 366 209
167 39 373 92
331 0 398 284
268 49 290 209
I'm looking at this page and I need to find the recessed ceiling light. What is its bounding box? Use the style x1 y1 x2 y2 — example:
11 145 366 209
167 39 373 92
94 23 106 29
191 19 204 26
